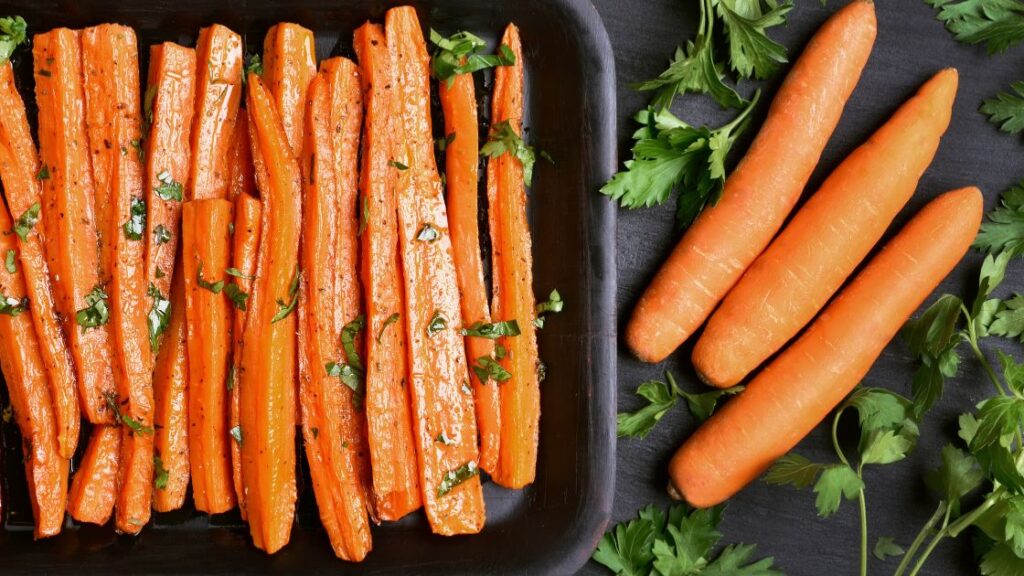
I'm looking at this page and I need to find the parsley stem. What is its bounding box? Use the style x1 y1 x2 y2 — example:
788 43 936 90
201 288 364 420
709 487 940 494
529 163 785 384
893 502 946 576
962 304 1008 397
831 408 850 466
906 505 952 576
857 464 867 576
945 487 1002 538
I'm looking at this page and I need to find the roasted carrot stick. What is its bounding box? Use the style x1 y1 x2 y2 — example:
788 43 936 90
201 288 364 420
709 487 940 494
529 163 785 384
230 192 261 519
228 114 256 201
189 25 243 201
486 24 540 491
386 6 485 535
0 60 79 460
694 69 958 388
68 424 120 525
625 1 877 363
34 28 116 426
152 265 189 512
0 201 69 538
299 58 372 561
670 187 983 508
240 75 301 553
439 52 500 475
354 21 422 521
262 23 317 156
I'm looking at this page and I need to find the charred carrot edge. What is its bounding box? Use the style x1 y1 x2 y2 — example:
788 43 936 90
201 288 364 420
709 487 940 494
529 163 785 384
354 21 422 521
386 6 485 535
0 61 80 459
670 188 983 508
241 75 301 553
144 42 196 309
81 24 155 536
189 24 243 201
68 425 120 525
489 24 540 490
152 264 190 512
299 58 373 561
182 199 236 513
262 23 317 156
33 28 116 426
439 59 500 474
230 192 261 520
0 202 69 538
228 113 256 201
625 1 878 363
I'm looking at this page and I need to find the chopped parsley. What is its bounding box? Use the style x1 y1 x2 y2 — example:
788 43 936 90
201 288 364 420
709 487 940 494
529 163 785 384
417 223 441 242
36 164 49 180
435 432 456 445
428 29 515 86
388 159 409 171
0 16 27 67
13 202 40 240
534 289 564 329
4 250 15 274
196 262 224 293
427 310 448 335
104 392 153 435
377 312 400 343
154 170 183 201
147 283 171 351
271 266 300 323
0 294 28 316
437 460 479 497
153 453 169 490
122 196 146 240
481 120 547 187
224 283 249 311
76 284 109 330
341 315 366 371
473 354 511 384
153 224 172 245
230 425 242 444
461 320 521 339
225 267 255 280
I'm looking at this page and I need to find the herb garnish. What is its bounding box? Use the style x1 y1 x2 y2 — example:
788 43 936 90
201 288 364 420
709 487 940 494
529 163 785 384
428 29 515 86
377 312 400 343
147 283 171 351
461 320 520 339
13 202 40 241
416 223 440 242
427 310 447 335
436 460 479 497
472 354 511 385
76 284 110 330
0 294 28 316
341 315 366 371
481 120 549 187
154 170 184 201
271 267 300 323
36 164 49 180
224 283 249 311
0 16 27 66
123 196 146 240
435 432 456 445
4 250 14 274
388 159 409 171
617 371 742 439
230 425 242 444
244 53 263 78
925 0 1024 54
534 289 564 328
196 262 224 294
153 224 172 245
104 392 154 435
225 267 255 280
154 453 169 490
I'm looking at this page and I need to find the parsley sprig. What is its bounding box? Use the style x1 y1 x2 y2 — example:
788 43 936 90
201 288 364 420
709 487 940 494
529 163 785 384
428 29 515 86
481 120 551 187
0 16 27 66
925 0 1024 54
617 371 742 439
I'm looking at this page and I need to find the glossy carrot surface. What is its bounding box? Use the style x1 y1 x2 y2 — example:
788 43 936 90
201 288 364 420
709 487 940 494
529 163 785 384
262 23 317 155
189 25 243 201
68 425 120 525
152 265 190 512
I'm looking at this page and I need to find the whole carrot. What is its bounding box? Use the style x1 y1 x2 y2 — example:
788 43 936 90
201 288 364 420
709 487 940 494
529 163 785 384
694 68 958 388
152 265 190 512
625 1 877 363
669 187 983 508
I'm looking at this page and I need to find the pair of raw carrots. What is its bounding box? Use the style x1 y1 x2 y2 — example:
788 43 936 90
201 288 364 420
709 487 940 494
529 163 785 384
624 1 982 506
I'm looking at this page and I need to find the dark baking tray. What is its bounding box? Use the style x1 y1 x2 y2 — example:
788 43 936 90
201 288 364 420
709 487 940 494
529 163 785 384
0 0 617 573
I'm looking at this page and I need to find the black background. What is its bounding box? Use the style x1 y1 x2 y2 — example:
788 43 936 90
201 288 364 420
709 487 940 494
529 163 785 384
582 1 1024 575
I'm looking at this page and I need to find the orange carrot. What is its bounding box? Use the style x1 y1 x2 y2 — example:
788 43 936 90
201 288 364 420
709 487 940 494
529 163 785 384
0 61 79 459
68 425 120 525
299 57 373 560
240 75 301 553
262 23 317 155
353 21 422 521
694 68 958 388
34 28 116 426
439 53 500 475
189 25 243 201
625 1 877 363
0 201 69 538
228 114 256 201
386 6 485 535
670 187 983 508
152 265 190 512
230 192 261 519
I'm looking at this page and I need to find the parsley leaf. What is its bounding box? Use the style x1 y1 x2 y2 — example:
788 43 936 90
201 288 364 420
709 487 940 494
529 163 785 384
427 310 447 335
925 443 984 516
903 293 964 417
436 460 479 497
230 425 242 444
534 289 564 328
4 250 14 274
701 544 782 575
154 453 169 490
146 283 171 351
481 120 542 186
926 0 1024 54
428 29 516 86
377 312 400 343
104 392 153 436
461 320 520 338
472 354 512 384
271 266 300 323
76 284 110 330
981 540 1024 576
0 16 27 66
13 202 40 241
36 164 49 180
244 53 263 78
224 283 249 311
341 315 365 372
714 0 792 80
0 294 28 316
326 361 363 399
872 537 905 561
983 81 1024 135
122 196 146 240
813 464 864 517
764 454 827 490
617 371 741 438
416 223 441 242
196 262 224 294
154 170 184 201
153 224 172 245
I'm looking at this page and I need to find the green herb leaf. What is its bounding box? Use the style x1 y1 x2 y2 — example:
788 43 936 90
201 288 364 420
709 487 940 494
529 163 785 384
435 432 456 445
153 224 173 245
154 170 184 201
679 384 743 424
104 392 153 435
196 262 224 294
990 294 1024 341
764 453 827 490
388 159 408 171
271 267 300 323
701 544 782 576
427 310 447 335
326 361 363 399
472 354 512 385
592 508 659 575
0 294 28 316
980 540 1024 576
428 29 516 85
925 443 984 517
0 16 27 66
714 0 792 80
970 396 1024 452
76 284 110 330
36 164 49 181
417 223 441 242
122 196 146 240
461 320 521 338
230 425 242 444
13 202 40 241
926 0 1024 54
225 267 255 280
534 289 564 328
377 312 400 343
146 283 171 351
976 182 1024 255
617 378 681 439
224 283 249 311
437 460 479 497
341 315 365 372
154 453 169 490
983 81 1024 135
245 53 263 79
872 537 905 561
4 250 15 274
481 120 539 186
813 464 864 517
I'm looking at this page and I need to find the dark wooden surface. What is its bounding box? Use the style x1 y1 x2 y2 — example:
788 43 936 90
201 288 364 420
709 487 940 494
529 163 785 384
582 1 1024 574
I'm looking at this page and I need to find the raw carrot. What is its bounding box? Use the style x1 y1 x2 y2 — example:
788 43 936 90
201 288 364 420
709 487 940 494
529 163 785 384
228 114 256 201
262 23 317 155
354 21 422 521
67 425 120 525
298 57 372 561
0 201 69 538
487 24 540 490
230 191 261 519
240 75 301 553
33 28 116 426
625 1 877 363
0 60 79 459
694 68 958 388
439 52 500 475
152 265 190 512
189 24 243 201
386 6 485 535
182 199 236 514
670 187 983 508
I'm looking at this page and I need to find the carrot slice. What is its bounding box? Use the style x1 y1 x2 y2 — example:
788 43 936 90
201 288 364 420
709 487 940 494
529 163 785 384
0 60 80 460
152 264 190 512
68 425 120 525
189 25 243 201
354 21 422 521
670 187 983 508
230 191 261 519
298 57 373 561
33 28 116 427
240 75 301 553
439 57 500 474
625 1 877 363
386 6 485 535
262 23 317 155
228 113 256 201
0 201 69 538
694 69 958 388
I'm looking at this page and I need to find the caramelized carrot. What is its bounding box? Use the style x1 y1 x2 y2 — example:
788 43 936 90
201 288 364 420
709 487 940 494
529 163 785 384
240 75 301 553
33 29 116 426
68 425 120 525
228 114 256 200
152 265 190 512
488 24 540 489
0 61 79 460
439 57 500 474
189 25 243 201
262 23 317 155
299 58 372 561
386 6 485 535
230 192 261 519
354 21 422 521
0 201 69 538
